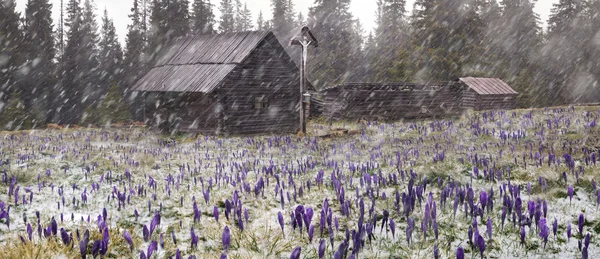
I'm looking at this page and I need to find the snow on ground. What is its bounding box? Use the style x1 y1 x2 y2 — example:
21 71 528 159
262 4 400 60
0 106 599 258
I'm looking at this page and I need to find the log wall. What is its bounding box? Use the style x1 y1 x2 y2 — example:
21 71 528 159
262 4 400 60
321 84 464 121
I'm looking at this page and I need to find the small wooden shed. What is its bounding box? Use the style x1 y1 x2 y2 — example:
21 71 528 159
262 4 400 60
133 31 309 135
318 82 464 121
458 77 518 110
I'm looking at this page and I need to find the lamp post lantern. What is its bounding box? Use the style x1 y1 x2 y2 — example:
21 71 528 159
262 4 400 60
291 27 318 134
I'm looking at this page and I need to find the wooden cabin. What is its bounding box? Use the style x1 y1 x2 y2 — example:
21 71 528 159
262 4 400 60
318 82 464 121
458 77 518 110
133 31 310 135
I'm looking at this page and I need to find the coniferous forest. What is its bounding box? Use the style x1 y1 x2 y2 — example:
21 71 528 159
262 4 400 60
1 0 600 129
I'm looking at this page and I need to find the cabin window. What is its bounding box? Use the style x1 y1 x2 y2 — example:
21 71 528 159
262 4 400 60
254 96 268 109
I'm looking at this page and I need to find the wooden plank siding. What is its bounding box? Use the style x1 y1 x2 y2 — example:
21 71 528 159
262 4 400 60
461 88 517 111
218 33 301 135
320 83 464 121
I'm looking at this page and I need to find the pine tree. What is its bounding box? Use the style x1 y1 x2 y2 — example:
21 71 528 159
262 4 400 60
192 0 216 34
307 0 362 88
98 8 123 93
218 0 235 33
21 0 56 118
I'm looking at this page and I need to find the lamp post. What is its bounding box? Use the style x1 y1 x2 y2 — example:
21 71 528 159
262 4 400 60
291 27 318 134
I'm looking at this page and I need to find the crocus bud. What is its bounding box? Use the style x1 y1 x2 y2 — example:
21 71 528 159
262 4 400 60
222 226 231 252
318 239 326 258
278 211 285 237
456 246 464 259
290 246 301 259
578 213 585 237
568 186 574 204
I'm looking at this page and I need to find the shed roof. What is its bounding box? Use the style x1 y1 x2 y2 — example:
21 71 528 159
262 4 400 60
459 77 518 95
133 31 271 93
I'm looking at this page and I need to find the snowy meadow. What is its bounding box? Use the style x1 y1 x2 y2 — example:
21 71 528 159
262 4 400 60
1 106 599 259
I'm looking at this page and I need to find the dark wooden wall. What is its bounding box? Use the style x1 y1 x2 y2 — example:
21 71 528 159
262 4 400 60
218 33 301 135
144 92 220 134
320 84 464 121
461 88 517 110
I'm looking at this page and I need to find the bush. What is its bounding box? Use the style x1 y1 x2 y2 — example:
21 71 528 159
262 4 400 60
0 90 45 130
81 84 131 127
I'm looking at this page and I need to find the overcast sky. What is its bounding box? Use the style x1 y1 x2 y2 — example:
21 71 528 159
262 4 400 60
15 0 558 45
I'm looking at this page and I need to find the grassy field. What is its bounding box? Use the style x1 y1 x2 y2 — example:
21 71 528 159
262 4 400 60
0 106 599 258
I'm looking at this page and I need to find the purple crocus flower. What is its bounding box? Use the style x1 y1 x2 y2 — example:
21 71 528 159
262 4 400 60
486 218 493 240
124 231 133 251
480 191 488 212
568 186 574 204
213 205 219 223
190 227 198 249
318 239 326 258
520 226 526 246
26 223 33 241
143 225 150 242
100 227 109 256
150 211 160 236
222 226 231 252
308 224 315 242
539 218 549 248
60 227 71 246
578 213 585 237
147 240 157 258
390 218 396 239
553 218 558 238
290 246 301 259
79 232 89 258
584 232 591 249
406 217 414 245
434 244 439 259
92 240 101 257
456 246 464 259
278 211 285 237
567 222 572 241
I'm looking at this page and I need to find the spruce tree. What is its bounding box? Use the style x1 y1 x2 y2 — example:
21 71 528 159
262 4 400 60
296 12 304 28
271 0 295 36
60 0 86 124
192 0 216 34
81 0 101 108
0 0 23 105
98 9 123 93
257 10 271 31
22 0 56 118
239 2 253 31
372 0 408 81
218 0 235 33
307 0 362 88
543 0 587 103
168 0 190 38
497 0 542 106
149 0 169 57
